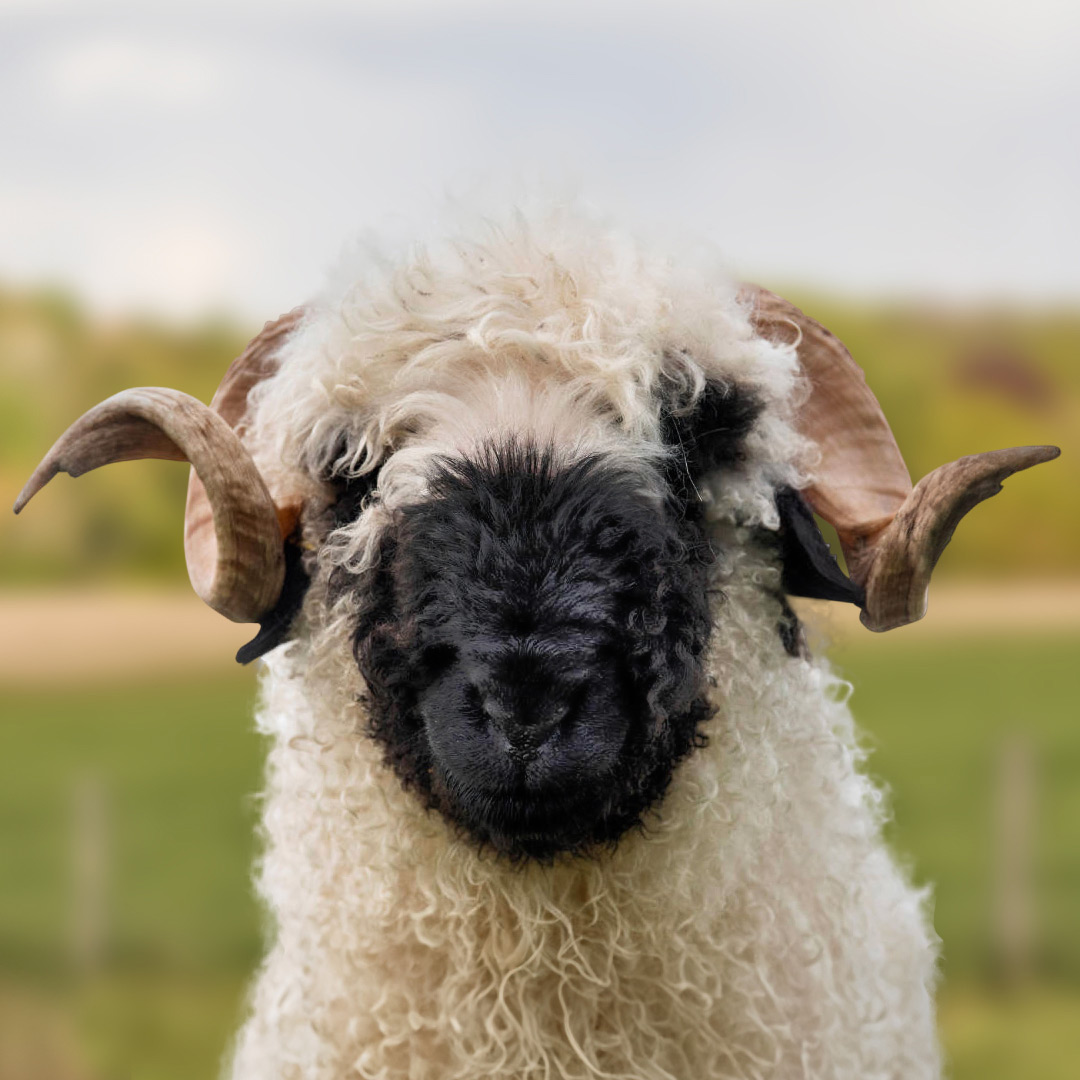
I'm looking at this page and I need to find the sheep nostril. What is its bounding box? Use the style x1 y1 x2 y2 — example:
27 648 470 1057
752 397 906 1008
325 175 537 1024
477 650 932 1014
480 693 512 728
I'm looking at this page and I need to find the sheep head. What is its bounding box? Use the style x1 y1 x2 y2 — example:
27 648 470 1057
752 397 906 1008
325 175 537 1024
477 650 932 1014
339 438 749 859
14 249 1058 860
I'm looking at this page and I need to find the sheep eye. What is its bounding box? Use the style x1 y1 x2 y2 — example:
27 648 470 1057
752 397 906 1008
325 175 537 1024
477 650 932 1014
420 643 458 678
329 466 383 529
659 380 762 495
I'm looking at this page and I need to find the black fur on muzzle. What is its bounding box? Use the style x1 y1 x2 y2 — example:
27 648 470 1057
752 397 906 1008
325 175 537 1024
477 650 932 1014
333 441 720 862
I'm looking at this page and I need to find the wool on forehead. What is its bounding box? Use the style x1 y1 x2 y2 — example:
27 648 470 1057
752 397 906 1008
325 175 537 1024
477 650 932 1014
244 207 810 528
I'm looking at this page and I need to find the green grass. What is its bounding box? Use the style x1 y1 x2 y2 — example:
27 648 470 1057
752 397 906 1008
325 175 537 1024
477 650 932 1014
834 632 1080 982
1 632 1078 1076
940 984 1080 1080
0 973 250 1080
0 674 263 975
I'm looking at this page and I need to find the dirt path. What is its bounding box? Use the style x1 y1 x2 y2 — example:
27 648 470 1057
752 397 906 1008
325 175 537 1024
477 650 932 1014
792 579 1080 645
1 581 1078 685
0 589 251 685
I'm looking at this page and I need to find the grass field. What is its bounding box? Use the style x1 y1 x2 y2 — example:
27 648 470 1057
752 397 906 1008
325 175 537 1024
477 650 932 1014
1 631 1078 1078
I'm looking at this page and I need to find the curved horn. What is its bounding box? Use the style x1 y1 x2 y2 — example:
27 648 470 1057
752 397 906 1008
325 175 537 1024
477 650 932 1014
14 388 286 623
741 284 1061 630
184 308 307 577
205 307 305 427
861 444 1059 630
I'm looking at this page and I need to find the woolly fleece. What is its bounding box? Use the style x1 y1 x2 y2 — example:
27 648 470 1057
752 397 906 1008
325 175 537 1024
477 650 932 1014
229 209 941 1079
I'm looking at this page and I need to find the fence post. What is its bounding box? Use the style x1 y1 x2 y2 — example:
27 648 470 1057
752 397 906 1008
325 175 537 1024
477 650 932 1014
993 734 1035 985
71 772 108 973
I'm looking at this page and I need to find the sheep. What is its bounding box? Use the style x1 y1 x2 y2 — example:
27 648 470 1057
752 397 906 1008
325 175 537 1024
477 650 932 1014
15 210 1059 1079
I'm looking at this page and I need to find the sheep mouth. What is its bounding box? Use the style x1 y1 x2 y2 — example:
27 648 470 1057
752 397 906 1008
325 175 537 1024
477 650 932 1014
434 772 617 861
432 768 632 862
412 690 715 863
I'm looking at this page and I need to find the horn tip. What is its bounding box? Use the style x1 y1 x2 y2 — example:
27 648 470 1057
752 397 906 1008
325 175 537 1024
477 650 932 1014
12 464 59 514
1007 443 1060 465
859 591 928 633
994 443 1061 476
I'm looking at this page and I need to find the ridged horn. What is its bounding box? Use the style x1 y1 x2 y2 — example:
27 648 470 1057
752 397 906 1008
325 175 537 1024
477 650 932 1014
204 307 305 427
860 445 1059 630
184 308 307 595
740 284 1061 631
14 387 286 624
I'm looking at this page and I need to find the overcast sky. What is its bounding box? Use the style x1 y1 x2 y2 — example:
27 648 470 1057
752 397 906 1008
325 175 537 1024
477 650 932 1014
2 0 1078 318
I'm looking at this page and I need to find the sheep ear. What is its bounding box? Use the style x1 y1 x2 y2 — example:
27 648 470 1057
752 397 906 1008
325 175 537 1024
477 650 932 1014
235 540 311 664
775 486 864 606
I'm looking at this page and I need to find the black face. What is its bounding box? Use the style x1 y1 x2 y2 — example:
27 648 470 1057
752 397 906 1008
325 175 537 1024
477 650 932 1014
333 384 762 861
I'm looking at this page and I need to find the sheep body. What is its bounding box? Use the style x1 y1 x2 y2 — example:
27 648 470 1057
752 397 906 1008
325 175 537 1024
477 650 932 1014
226 212 940 1079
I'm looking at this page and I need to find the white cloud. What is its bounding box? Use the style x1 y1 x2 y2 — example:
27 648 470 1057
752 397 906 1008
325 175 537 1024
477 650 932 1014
0 27 488 316
1 1 1077 313
0 185 248 316
41 35 222 109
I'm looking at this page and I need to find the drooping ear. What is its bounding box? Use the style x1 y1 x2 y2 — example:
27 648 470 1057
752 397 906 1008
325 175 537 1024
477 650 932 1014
774 486 864 605
235 540 312 664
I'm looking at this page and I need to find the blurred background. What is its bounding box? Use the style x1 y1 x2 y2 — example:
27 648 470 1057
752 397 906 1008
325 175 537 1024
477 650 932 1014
1 1 1078 1077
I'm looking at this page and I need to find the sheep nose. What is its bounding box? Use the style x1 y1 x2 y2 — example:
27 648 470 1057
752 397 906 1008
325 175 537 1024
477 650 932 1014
473 679 580 756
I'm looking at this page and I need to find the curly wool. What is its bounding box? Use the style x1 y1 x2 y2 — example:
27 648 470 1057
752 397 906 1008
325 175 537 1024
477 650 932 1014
244 207 806 561
228 209 940 1078
231 567 939 1079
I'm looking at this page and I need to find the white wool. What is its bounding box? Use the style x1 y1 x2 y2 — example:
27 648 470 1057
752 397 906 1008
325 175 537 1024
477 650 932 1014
228 209 940 1079
246 208 806 553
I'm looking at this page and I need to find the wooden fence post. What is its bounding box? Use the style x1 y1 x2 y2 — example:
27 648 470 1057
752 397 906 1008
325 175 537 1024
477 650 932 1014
993 734 1035 984
71 772 108 973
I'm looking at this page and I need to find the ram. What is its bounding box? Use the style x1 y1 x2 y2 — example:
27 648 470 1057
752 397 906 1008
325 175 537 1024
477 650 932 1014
15 213 1058 1079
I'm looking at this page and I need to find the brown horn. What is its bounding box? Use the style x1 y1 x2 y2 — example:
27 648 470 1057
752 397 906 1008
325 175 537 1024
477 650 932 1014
14 388 286 623
740 284 1061 630
860 445 1059 630
204 307 305 427
184 308 307 585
